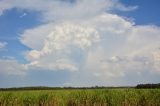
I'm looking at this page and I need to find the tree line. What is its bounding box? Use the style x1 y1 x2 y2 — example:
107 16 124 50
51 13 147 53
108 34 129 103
0 83 159 91
136 83 160 89
0 86 133 91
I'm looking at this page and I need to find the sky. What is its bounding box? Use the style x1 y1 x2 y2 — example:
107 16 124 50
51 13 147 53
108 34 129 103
0 0 160 88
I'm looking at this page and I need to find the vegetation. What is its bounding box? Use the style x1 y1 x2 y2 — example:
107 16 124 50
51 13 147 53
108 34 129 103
0 86 134 91
136 83 160 89
0 88 160 106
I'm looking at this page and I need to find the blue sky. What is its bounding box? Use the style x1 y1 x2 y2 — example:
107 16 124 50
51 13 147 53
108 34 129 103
0 0 160 88
120 0 160 25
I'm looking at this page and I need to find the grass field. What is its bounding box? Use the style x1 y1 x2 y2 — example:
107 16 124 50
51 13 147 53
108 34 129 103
0 89 160 106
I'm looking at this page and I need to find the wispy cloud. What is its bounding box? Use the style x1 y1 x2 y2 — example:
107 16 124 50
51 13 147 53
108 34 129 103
20 12 27 18
0 59 27 75
0 42 7 50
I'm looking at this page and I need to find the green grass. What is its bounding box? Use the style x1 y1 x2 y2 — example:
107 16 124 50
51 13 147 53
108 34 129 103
0 89 160 106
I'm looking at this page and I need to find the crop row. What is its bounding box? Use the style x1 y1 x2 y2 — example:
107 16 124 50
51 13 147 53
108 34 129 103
0 89 160 106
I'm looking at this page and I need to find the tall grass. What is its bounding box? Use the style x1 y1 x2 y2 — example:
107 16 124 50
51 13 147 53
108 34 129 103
0 89 160 106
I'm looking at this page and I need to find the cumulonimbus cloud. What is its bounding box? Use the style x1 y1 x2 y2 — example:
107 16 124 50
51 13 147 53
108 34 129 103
25 22 100 72
0 0 159 86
